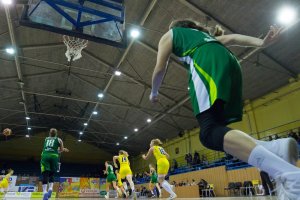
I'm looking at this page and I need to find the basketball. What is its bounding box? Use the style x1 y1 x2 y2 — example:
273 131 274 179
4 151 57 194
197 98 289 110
2 128 12 136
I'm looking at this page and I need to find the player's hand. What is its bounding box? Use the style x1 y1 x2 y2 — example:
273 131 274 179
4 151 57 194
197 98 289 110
142 154 147 160
64 148 70 152
262 25 283 47
114 164 118 168
149 92 159 103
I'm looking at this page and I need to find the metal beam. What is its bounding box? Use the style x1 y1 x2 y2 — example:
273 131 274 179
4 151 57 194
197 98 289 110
4 4 30 133
0 107 130 126
0 70 65 82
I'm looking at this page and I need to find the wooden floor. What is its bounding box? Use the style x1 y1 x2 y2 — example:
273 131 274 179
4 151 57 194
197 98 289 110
54 197 276 200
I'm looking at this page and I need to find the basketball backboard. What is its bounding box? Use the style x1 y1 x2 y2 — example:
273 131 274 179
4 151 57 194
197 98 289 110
20 0 127 48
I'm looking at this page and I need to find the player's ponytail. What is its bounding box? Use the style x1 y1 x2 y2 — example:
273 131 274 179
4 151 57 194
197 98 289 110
169 19 210 34
49 128 57 137
151 138 163 146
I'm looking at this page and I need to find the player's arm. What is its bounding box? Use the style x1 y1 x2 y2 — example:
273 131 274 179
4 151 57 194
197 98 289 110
144 171 150 176
5 169 14 179
216 25 282 47
142 147 154 160
103 165 108 175
150 30 173 102
58 138 69 153
165 151 170 159
113 156 119 168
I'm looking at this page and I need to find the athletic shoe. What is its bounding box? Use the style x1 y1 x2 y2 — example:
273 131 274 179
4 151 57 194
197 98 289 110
151 194 156 198
104 194 109 199
276 138 299 165
47 190 52 199
43 193 48 200
276 171 300 200
167 194 177 200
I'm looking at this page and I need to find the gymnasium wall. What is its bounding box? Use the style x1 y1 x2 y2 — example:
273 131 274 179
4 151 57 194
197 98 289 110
0 132 112 164
132 79 300 173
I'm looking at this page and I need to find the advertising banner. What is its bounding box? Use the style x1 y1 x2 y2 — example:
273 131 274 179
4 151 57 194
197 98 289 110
99 178 107 197
58 177 80 197
31 192 56 199
0 175 17 191
79 177 100 197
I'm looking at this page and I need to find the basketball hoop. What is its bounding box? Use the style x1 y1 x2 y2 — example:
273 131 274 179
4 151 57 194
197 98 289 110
63 35 88 62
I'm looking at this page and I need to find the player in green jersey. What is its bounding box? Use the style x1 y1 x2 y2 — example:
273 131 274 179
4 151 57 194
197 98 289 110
145 164 161 198
103 161 122 199
41 128 69 200
150 19 300 199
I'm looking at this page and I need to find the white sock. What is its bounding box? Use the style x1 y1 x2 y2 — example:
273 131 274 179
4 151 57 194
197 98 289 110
106 191 109 196
161 180 175 196
123 182 128 191
248 145 299 178
49 182 53 191
151 190 154 195
42 184 47 194
129 181 135 191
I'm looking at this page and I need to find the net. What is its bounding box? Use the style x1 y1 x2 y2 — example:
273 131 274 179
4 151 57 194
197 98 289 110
63 35 88 62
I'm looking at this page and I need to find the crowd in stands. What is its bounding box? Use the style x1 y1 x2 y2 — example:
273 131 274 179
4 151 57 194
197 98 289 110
184 152 209 167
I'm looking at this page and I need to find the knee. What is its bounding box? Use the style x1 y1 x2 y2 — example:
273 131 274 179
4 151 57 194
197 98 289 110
199 125 231 152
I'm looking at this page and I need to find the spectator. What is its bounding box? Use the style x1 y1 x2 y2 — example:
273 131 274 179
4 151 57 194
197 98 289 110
193 151 200 165
173 159 178 170
274 134 280 140
260 171 274 196
288 131 299 141
185 154 189 166
191 179 197 186
268 135 273 141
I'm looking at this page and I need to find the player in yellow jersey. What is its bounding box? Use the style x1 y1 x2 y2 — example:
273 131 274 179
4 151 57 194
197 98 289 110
142 139 177 199
113 150 136 200
0 169 14 193
115 169 128 198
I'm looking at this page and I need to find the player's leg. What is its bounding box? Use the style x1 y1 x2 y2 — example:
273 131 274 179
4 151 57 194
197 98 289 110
41 155 50 200
198 100 300 198
157 159 176 199
149 182 155 197
125 174 136 200
104 181 111 199
112 181 121 197
156 182 162 198
47 155 58 199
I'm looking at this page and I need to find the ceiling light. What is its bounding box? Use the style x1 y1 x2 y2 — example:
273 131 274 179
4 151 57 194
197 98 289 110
1 0 12 5
25 134 30 138
134 128 138 132
147 118 152 123
79 131 83 135
277 6 297 25
98 93 104 99
78 139 82 142
124 136 128 139
27 127 31 130
130 29 140 39
25 116 30 120
114 70 122 76
84 123 88 126
116 142 120 146
5 47 15 54
92 111 98 115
